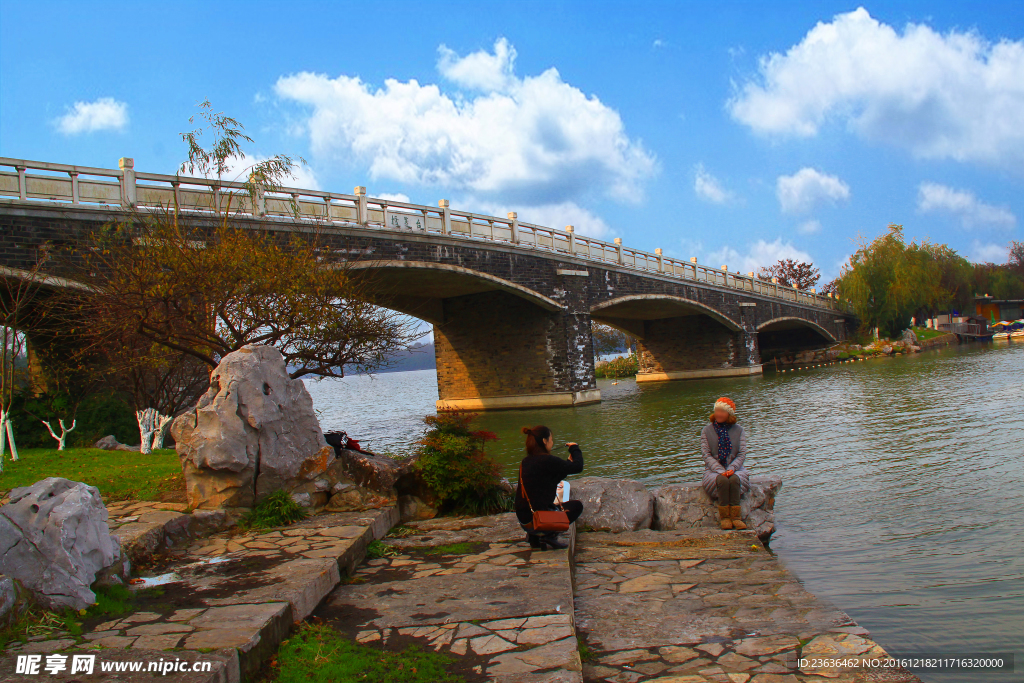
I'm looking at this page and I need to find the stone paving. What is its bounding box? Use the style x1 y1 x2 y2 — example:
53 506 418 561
1 506 398 683
573 529 922 683
318 513 584 682
1 504 927 683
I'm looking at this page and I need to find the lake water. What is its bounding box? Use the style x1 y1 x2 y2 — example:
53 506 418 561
305 343 1024 683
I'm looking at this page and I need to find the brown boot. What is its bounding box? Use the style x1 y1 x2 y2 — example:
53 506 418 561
730 505 747 530
717 505 733 530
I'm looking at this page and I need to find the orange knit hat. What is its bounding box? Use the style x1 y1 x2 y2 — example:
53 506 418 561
714 397 736 416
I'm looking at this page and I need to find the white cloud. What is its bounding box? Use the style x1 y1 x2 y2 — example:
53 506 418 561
653 39 666 49
797 219 822 235
680 237 815 276
728 7 1024 168
273 39 657 210
469 199 611 239
776 167 850 214
437 37 518 92
693 163 734 204
55 97 128 135
917 182 1016 229
968 240 1009 263
375 192 411 203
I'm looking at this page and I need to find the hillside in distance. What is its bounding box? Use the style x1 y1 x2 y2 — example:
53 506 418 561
371 341 437 373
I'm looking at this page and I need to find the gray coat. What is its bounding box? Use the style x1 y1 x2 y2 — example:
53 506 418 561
700 422 749 499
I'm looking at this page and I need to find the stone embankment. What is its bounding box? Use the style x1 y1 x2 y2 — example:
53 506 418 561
770 330 960 371
571 475 782 543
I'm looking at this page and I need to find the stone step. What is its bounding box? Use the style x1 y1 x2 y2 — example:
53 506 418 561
2 507 399 683
320 512 583 682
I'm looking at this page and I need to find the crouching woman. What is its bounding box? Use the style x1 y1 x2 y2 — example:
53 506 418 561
515 425 584 550
700 397 749 530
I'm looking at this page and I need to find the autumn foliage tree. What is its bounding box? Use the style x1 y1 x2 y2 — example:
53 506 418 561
758 259 821 290
68 214 422 381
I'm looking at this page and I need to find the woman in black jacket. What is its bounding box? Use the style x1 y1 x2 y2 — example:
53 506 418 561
515 425 584 550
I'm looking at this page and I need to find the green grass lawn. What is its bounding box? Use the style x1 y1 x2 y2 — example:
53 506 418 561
911 326 947 340
0 447 183 502
259 623 464 683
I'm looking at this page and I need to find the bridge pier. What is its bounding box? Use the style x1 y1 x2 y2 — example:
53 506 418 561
433 290 600 411
633 315 763 382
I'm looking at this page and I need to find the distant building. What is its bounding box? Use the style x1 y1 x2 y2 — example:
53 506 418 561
975 295 1024 322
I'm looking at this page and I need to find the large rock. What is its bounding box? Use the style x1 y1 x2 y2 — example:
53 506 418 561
652 474 783 543
0 478 125 610
171 345 335 509
312 448 434 520
571 477 654 532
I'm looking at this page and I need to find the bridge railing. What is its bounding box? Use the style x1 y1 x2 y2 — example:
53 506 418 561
0 156 849 312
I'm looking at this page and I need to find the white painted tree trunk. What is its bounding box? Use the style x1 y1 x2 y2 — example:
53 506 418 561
42 418 76 451
136 408 159 454
3 416 17 462
0 409 16 464
152 413 174 450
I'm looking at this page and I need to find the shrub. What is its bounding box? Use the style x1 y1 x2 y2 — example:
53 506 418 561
240 490 307 530
415 412 510 516
595 354 638 379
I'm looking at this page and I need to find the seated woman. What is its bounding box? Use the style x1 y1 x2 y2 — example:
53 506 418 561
700 397 749 530
515 425 584 550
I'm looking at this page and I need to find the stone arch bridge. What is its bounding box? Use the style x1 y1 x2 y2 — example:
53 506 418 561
0 157 855 410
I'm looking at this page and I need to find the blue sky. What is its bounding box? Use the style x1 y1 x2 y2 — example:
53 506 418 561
3 1 1023 281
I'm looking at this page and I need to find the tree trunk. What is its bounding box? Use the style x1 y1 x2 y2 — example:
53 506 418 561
152 413 174 450
1 413 17 462
136 408 159 454
42 418 76 451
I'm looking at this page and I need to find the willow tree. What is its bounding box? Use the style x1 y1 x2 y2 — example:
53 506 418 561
839 224 972 337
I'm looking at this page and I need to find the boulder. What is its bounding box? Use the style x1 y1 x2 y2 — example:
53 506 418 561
311 449 430 516
171 345 335 509
398 495 438 521
652 474 783 543
94 435 137 452
900 328 918 345
328 447 416 492
571 477 654 532
0 478 125 610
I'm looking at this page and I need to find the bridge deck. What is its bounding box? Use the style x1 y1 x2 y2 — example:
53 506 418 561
0 156 848 313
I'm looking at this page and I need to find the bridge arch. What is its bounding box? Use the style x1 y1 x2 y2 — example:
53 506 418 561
591 294 758 382
346 260 562 325
590 294 740 336
756 316 836 342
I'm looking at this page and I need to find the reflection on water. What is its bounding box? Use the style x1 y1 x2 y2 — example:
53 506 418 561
306 344 1024 683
